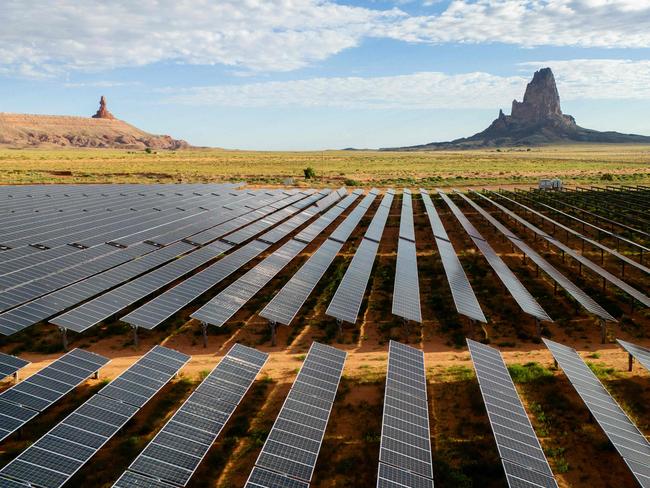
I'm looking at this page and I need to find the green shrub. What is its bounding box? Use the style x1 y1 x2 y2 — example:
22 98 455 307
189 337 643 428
303 166 316 179
508 362 554 383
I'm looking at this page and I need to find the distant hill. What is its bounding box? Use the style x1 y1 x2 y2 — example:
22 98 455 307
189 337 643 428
383 68 650 151
0 97 189 150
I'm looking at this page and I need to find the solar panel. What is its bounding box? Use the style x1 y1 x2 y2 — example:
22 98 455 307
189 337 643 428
420 190 485 324
122 192 341 330
246 466 310 488
392 190 422 323
0 348 109 443
292 189 357 244
377 463 433 488
617 339 650 373
192 192 361 327
0 242 191 336
325 190 394 324
245 342 346 486
544 339 650 487
122 240 271 330
260 190 377 326
378 341 434 486
437 190 551 323
115 343 268 487
467 339 558 488
475 191 650 308
0 353 29 380
398 190 416 243
392 239 422 323
457 191 614 323
0 345 189 488
50 241 230 332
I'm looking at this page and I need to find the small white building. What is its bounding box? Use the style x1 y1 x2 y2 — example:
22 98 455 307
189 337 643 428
538 178 563 190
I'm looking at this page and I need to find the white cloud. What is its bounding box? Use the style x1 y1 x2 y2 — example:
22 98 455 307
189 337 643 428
521 59 650 100
166 59 650 109
63 81 141 88
0 0 403 77
1 1 650 78
383 0 650 48
167 71 526 109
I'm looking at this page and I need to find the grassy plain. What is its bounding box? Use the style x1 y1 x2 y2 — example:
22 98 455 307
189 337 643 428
1 144 649 186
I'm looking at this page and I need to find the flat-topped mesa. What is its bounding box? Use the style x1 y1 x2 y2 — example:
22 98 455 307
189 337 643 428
92 96 116 120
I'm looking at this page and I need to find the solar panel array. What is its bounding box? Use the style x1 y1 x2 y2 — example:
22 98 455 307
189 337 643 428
544 339 650 487
617 339 650 373
114 344 268 487
245 342 347 487
0 187 305 336
260 189 378 325
0 352 29 380
459 191 615 323
0 345 189 488
191 190 362 327
327 190 395 324
50 240 233 332
121 191 336 330
0 241 194 335
476 191 650 308
467 339 558 488
420 189 485 324
491 191 650 275
437 190 552 323
392 190 422 323
0 348 109 443
508 191 649 256
378 341 434 488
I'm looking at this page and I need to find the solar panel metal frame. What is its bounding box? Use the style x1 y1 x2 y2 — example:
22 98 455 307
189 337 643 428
467 339 558 488
475 191 650 308
488 190 650 275
0 353 29 380
544 338 650 487
457 191 615 323
617 339 650 373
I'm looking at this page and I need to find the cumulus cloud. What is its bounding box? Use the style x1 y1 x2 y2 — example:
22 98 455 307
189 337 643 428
167 71 525 109
0 0 402 77
166 60 650 109
1 1 650 77
521 59 650 100
384 0 650 48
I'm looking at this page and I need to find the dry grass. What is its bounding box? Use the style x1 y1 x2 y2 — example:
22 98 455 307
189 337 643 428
1 144 649 186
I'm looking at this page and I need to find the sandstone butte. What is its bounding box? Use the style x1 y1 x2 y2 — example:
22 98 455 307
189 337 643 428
384 67 650 150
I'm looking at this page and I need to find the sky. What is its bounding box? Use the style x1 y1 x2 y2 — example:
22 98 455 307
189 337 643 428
1 0 650 150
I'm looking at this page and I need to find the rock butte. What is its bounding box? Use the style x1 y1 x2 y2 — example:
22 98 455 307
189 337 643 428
385 67 650 150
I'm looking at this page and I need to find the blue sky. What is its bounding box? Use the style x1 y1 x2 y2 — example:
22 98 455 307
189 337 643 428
1 0 650 150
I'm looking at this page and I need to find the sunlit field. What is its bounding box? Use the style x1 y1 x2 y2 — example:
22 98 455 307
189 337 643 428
1 144 649 186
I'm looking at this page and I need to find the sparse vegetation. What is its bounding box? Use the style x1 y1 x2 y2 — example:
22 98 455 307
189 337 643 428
0 144 649 186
